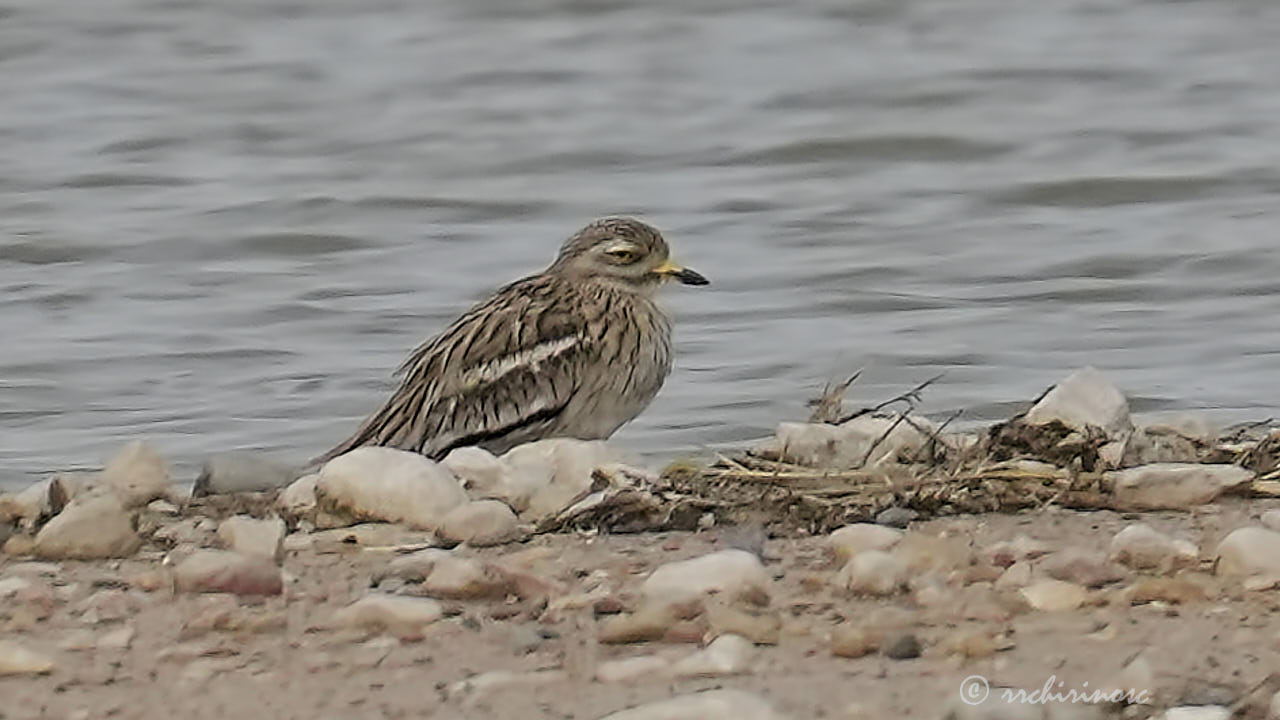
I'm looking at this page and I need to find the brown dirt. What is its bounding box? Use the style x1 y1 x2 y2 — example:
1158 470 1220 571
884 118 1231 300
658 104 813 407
5 498 1280 720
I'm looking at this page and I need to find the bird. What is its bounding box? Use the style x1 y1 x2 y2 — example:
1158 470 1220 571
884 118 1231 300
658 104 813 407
310 217 708 467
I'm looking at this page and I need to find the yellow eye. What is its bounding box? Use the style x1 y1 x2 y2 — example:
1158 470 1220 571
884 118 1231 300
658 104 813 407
605 247 640 263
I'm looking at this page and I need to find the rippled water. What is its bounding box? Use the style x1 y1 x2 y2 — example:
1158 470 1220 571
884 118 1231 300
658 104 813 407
4 0 1280 487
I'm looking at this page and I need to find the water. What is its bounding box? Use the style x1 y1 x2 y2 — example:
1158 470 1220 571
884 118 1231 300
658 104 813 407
4 0 1280 488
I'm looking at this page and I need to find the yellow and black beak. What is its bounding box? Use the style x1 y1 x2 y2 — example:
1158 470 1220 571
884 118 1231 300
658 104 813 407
654 259 709 286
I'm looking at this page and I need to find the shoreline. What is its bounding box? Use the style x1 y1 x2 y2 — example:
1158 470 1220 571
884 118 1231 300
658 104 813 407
5 366 1280 718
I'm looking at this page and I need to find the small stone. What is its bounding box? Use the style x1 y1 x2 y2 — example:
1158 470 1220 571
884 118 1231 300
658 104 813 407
1024 366 1131 437
1109 463 1253 510
704 598 781 645
173 550 283 596
77 589 137 624
596 689 788 720
0 640 55 676
315 447 467 530
826 524 903 563
376 548 452 583
146 499 180 515
152 517 216 547
1020 579 1088 611
595 655 670 683
1261 509 1280 532
598 602 682 645
985 535 1052 568
641 549 772 607
830 625 879 658
332 594 443 638
875 507 918 528
1109 524 1199 573
671 634 755 677
1162 707 1231 720
501 439 626 521
33 492 141 560
101 441 172 507
420 555 510 600
994 561 1033 590
941 629 1001 659
1042 549 1127 588
277 473 318 520
1215 527 1280 577
837 550 907 596
192 453 298 497
436 500 521 547
0 478 62 527
216 515 286 563
97 625 135 651
882 633 922 660
1126 577 1209 605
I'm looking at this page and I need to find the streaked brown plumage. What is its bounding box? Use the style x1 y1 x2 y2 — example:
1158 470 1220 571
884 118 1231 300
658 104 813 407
311 217 708 466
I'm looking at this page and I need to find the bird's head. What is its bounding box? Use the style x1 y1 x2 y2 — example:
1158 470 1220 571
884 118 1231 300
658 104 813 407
549 217 709 292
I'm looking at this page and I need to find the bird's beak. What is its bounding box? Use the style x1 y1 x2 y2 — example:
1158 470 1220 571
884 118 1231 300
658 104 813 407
654 259 709 286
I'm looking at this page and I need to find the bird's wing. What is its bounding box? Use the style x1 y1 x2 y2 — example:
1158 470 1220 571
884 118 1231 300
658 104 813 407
313 275 598 463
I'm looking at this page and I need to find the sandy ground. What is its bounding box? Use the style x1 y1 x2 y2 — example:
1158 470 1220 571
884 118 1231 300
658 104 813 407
4 497 1280 720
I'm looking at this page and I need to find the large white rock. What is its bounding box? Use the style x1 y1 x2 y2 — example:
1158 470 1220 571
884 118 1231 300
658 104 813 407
1215 527 1280 577
767 414 935 469
597 689 788 720
1108 524 1198 573
827 524 904 563
216 516 286 563
437 500 521 547
1024 367 1131 437
1109 463 1253 510
192 453 299 497
443 447 516 502
641 549 772 607
101 441 172 508
316 447 467 530
501 439 625 520
33 492 141 560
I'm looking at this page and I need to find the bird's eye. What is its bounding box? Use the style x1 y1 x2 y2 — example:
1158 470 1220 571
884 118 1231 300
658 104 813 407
605 247 640 263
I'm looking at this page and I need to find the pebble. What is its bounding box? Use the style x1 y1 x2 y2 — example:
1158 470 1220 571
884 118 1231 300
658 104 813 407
420 554 510 600
837 550 907 596
1109 463 1253 510
101 441 172 508
994 561 1033 590
767 415 935 470
704 597 781 645
152 517 217 547
436 500 521 547
830 625 879 658
0 640 55 676
216 515 286 563
315 447 467 530
1023 366 1131 437
670 633 755 677
0 478 60 527
377 548 451 583
826 523 903 562
173 549 284 595
97 625 135 651
875 507 919 529
597 602 681 644
641 549 772 607
191 452 299 496
1020 579 1088 611
1162 707 1231 720
1125 577 1209 605
331 594 444 638
595 655 670 683
33 492 142 560
77 588 137 624
276 473 318 520
882 633 922 660
501 438 625 521
1215 527 1280 577
597 689 788 720
1041 549 1127 588
1109 523 1199 573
